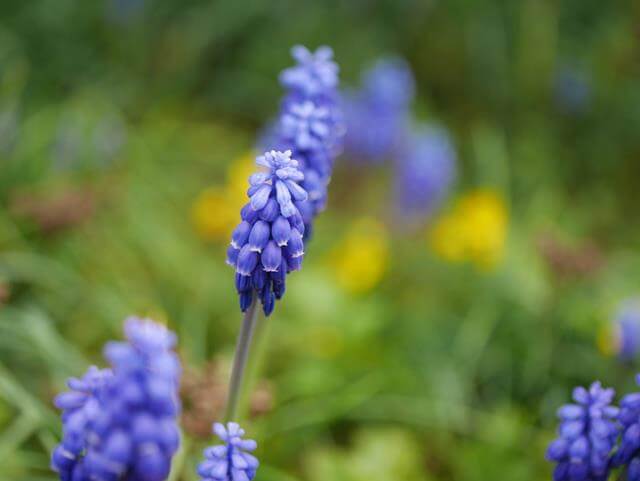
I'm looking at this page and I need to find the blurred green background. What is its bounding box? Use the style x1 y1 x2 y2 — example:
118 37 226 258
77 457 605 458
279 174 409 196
1 1 640 480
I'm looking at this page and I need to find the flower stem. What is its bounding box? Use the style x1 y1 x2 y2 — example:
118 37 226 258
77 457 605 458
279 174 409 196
225 295 259 422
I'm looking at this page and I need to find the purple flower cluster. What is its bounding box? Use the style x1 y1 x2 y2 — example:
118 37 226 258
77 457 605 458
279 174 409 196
343 57 414 164
273 45 344 237
51 317 181 481
614 300 640 361
546 382 619 481
395 125 456 221
612 375 640 479
197 422 259 481
343 57 455 222
227 150 306 316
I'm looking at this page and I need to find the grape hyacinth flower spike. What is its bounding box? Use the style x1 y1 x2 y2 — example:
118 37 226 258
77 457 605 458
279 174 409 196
546 381 619 481
51 317 181 481
197 422 258 481
227 149 307 317
611 374 640 479
275 45 344 238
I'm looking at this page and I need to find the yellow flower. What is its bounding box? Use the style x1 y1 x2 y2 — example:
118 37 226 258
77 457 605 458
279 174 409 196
191 187 238 241
330 218 389 295
430 189 508 270
227 153 257 204
191 152 256 242
597 324 619 358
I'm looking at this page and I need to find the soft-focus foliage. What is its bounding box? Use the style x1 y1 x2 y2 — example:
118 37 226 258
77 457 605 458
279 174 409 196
0 1 639 480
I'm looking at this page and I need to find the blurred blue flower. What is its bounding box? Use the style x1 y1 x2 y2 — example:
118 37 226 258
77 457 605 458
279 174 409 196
343 57 414 164
395 125 456 222
280 45 338 99
361 57 415 111
613 300 640 361
546 381 619 481
554 65 591 115
272 45 344 238
227 150 307 316
612 375 640 480
51 317 181 481
197 422 259 481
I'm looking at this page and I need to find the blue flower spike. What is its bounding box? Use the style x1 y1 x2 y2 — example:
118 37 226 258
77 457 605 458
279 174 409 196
197 422 259 481
51 317 181 481
546 382 619 481
227 150 307 316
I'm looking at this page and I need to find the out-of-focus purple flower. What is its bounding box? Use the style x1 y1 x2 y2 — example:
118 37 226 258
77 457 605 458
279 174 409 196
546 381 619 481
343 57 414 164
554 65 591 116
612 300 640 361
395 125 456 222
612 375 640 479
269 45 344 238
51 317 181 481
197 422 259 481
361 57 415 111
227 150 307 316
280 45 338 99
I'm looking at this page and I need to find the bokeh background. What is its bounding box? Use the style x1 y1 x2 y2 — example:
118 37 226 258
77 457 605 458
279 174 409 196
1 1 640 480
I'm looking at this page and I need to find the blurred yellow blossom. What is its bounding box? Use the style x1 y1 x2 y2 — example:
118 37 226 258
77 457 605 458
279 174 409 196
330 218 389 295
430 190 508 269
597 324 618 357
227 153 257 203
191 152 256 241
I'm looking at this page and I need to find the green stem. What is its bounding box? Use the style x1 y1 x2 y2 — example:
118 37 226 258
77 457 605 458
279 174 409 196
225 296 259 422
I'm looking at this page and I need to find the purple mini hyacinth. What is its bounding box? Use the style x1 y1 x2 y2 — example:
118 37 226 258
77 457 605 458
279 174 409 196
275 45 344 237
612 374 640 479
546 382 619 481
614 300 640 361
227 150 306 316
51 317 181 481
280 45 338 99
343 57 414 164
395 125 456 221
197 422 259 481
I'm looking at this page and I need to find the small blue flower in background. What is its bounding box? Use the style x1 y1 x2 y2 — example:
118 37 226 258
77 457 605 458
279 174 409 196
227 150 307 316
51 317 181 481
343 57 414 164
197 422 259 481
395 124 456 222
614 300 640 361
280 45 338 99
554 65 591 116
361 57 415 111
612 374 640 479
546 381 619 481
263 45 344 239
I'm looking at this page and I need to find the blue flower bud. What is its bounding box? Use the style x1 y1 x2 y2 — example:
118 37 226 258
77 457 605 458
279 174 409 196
250 185 272 211
248 220 270 252
231 221 252 249
236 245 258 276
226 245 239 267
239 291 253 312
287 228 304 258
258 198 279 222
235 273 251 292
252 268 267 291
272 216 292 246
261 288 275 316
261 241 282 272
241 203 259 223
